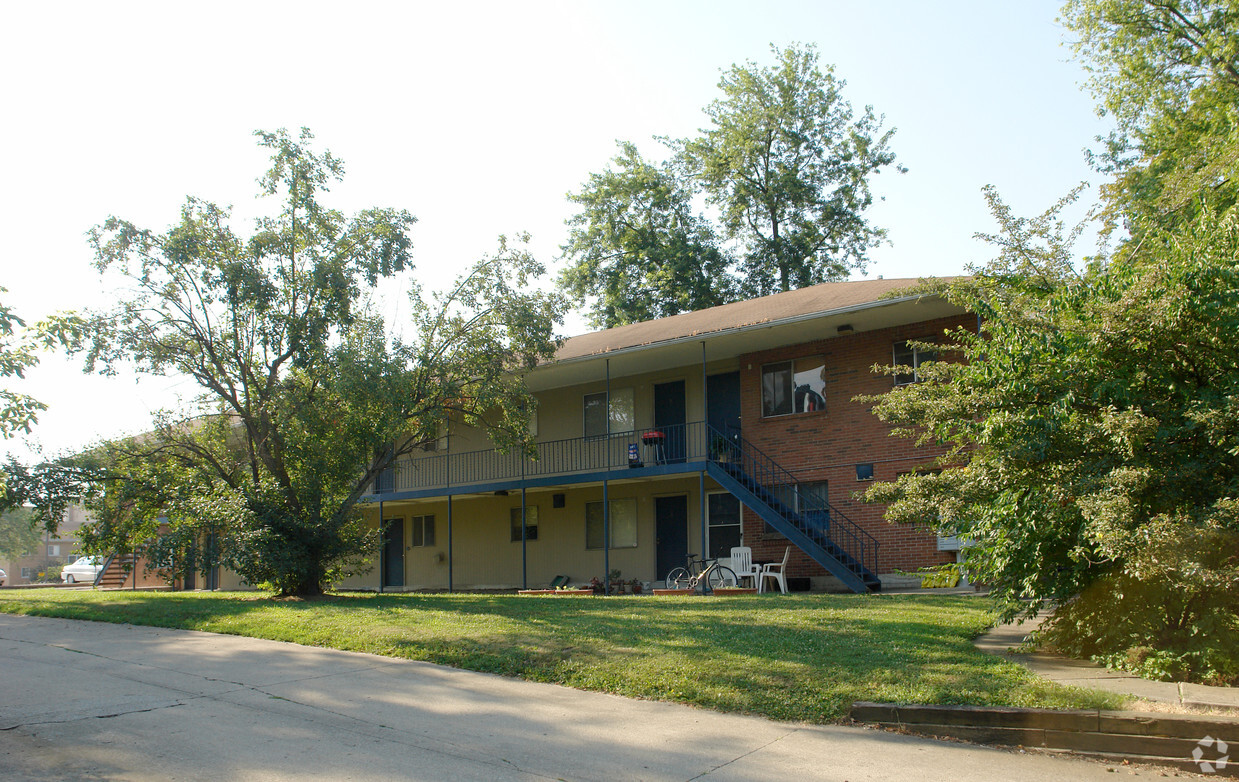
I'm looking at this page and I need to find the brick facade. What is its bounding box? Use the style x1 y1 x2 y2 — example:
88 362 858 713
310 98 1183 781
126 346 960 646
737 313 975 577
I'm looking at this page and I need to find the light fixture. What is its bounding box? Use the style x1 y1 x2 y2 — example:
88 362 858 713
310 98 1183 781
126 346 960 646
837 324 854 335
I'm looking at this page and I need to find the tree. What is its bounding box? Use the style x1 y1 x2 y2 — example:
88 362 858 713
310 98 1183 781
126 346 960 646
0 292 80 441
681 43 900 296
1061 1 1239 227
0 506 40 562
62 128 564 596
861 188 1239 683
559 142 736 328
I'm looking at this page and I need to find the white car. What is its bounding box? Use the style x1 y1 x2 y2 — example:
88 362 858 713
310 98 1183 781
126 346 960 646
0 568 6 586
61 556 105 584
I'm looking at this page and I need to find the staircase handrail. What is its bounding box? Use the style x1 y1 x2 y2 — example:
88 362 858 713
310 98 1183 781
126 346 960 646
705 424 880 578
93 552 117 589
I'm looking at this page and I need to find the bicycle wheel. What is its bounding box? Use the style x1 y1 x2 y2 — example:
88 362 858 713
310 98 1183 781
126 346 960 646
666 567 692 588
708 565 738 591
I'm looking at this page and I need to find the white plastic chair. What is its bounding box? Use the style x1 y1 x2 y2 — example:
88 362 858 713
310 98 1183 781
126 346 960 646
759 547 790 594
729 546 761 589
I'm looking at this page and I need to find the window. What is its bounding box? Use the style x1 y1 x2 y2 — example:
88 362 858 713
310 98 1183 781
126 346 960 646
585 498 637 549
410 515 435 547
708 493 742 560
510 506 539 542
47 544 59 557
768 480 829 536
583 388 634 438
20 567 30 579
761 358 826 417
67 554 79 564
856 463 875 481
893 340 937 385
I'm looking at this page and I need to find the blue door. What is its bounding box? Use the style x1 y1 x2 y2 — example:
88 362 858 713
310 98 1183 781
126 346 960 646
655 495 689 582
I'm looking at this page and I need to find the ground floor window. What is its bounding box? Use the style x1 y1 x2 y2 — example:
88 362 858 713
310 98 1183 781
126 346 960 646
708 493 742 559
510 506 539 542
767 480 829 537
585 498 637 549
410 515 435 547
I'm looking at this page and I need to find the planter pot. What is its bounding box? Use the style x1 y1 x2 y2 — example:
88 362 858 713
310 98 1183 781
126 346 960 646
652 588 694 596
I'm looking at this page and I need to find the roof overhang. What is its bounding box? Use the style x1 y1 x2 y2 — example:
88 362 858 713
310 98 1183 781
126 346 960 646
526 291 964 391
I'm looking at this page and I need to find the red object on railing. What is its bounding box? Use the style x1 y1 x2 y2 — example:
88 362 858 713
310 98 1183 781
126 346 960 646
641 430 665 445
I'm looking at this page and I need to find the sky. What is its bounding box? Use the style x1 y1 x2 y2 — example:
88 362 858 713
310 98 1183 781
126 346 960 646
0 0 1112 460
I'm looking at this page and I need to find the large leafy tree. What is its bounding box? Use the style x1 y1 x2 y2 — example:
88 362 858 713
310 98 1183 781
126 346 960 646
1061 0 1239 227
560 43 900 321
862 191 1239 682
681 43 900 296
51 129 564 596
559 142 736 328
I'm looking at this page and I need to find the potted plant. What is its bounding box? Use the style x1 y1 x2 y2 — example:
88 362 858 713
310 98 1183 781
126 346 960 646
589 576 604 594
608 569 626 594
629 578 643 594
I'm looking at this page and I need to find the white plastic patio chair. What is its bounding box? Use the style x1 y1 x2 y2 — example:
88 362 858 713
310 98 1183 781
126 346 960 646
759 546 790 594
729 546 761 589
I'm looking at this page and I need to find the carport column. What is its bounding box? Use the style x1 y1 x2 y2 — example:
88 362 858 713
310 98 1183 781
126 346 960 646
604 357 611 595
702 340 707 452
521 485 528 589
699 472 706 563
378 500 385 594
447 428 453 593
603 478 610 595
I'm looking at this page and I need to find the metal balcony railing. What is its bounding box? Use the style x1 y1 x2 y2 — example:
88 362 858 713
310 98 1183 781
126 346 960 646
373 421 712 493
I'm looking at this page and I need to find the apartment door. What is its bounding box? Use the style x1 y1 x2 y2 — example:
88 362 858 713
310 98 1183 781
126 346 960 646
655 495 689 582
653 380 686 463
381 518 405 589
707 371 742 448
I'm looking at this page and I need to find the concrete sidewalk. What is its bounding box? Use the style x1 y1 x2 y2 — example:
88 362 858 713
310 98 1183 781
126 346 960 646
975 614 1239 712
0 614 1164 781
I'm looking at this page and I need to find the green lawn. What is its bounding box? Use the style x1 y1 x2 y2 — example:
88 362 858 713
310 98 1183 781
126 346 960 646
0 589 1124 722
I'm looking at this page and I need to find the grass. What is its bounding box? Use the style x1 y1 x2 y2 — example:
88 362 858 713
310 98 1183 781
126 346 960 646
0 589 1125 723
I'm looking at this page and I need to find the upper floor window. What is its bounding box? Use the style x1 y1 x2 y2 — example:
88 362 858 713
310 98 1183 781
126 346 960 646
761 358 826 417
893 341 936 385
583 388 634 438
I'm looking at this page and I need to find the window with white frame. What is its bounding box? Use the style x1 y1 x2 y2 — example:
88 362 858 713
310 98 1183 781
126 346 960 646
893 340 937 385
761 358 827 417
707 493 742 560
47 544 59 557
583 388 634 438
510 506 539 542
585 498 637 549
410 515 435 547
21 567 31 579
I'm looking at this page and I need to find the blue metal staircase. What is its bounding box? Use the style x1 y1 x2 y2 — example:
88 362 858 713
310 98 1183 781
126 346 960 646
706 425 882 593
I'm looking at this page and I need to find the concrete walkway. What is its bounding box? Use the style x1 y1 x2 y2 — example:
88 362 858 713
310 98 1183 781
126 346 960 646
975 614 1239 711
0 614 1164 782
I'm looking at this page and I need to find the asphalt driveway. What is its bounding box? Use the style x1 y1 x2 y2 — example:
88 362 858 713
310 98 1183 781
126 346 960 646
0 614 1158 781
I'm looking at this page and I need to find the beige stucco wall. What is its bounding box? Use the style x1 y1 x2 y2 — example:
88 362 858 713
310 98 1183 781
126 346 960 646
339 475 720 590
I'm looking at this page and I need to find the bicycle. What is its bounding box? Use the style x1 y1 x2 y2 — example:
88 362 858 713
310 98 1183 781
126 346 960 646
665 554 738 593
